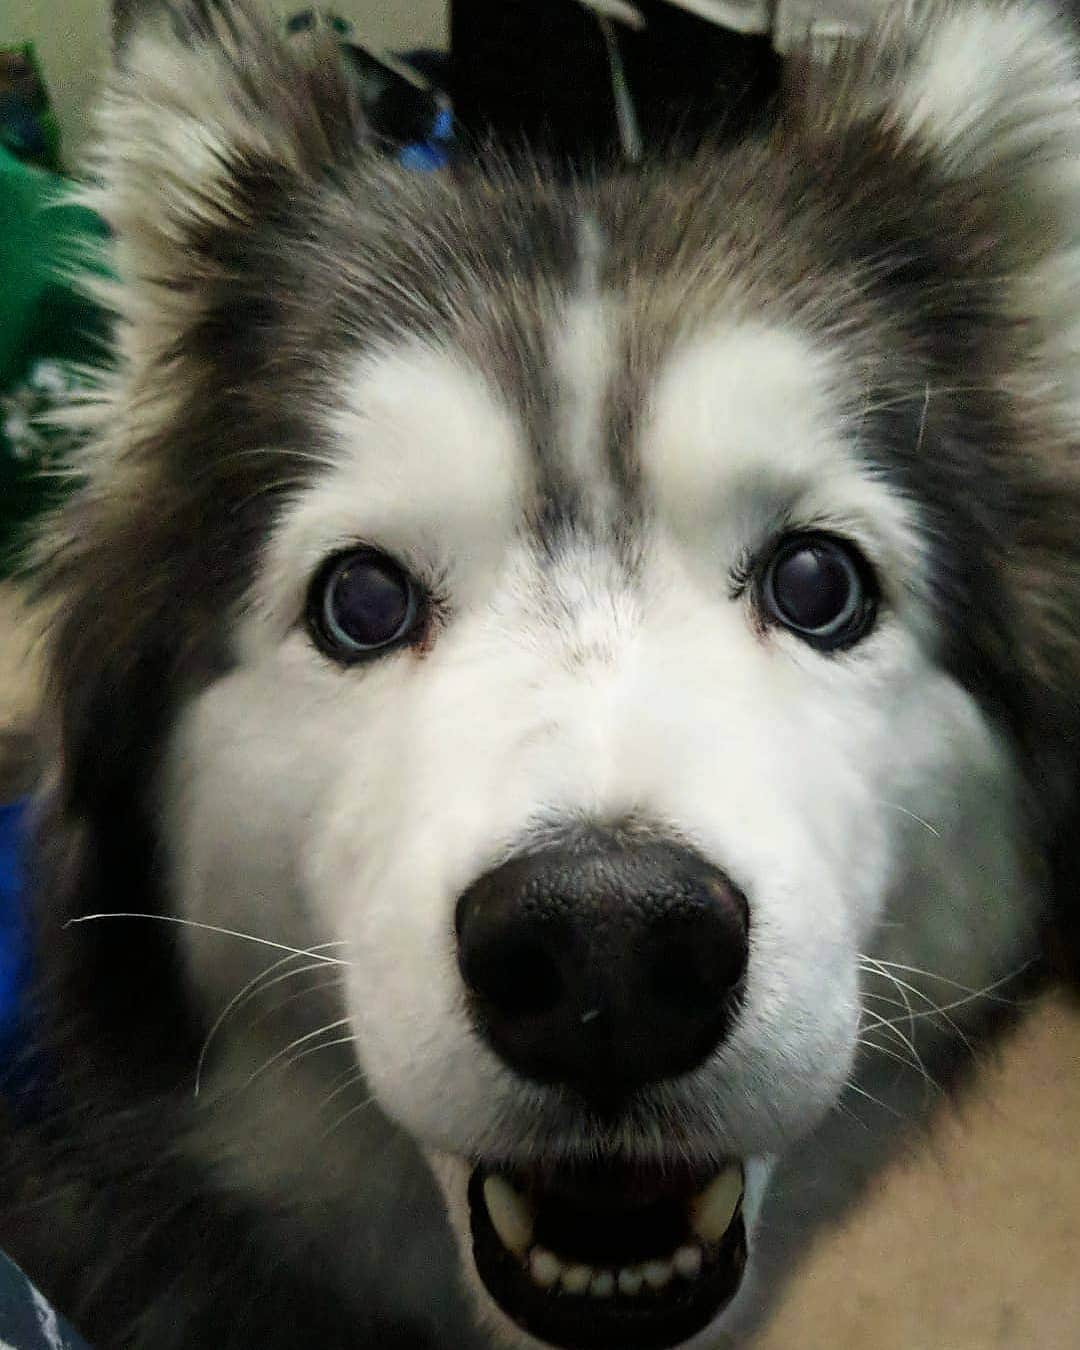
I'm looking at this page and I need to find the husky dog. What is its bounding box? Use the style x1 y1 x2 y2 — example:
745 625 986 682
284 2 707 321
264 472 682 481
2 1 1079 1347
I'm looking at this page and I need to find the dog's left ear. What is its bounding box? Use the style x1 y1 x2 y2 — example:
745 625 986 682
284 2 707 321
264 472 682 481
87 0 365 304
787 0 1080 288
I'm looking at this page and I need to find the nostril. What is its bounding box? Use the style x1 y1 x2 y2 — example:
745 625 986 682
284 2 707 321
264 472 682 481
650 933 715 1015
647 899 749 1019
461 933 565 1019
649 929 743 1017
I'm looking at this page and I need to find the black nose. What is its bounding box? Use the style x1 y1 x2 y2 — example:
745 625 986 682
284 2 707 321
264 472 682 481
455 833 749 1110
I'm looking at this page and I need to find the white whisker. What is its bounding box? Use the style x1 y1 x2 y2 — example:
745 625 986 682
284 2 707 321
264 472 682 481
858 957 1036 1064
859 954 920 1045
245 1019 352 1088
252 971 344 1023
862 957 1034 999
320 1094 378 1143
914 382 931 456
841 1080 908 1121
317 1070 369 1115
879 801 942 839
278 1034 357 1075
861 990 913 1012
858 1013 938 1097
67 913 350 965
195 944 345 1096
856 1036 938 1089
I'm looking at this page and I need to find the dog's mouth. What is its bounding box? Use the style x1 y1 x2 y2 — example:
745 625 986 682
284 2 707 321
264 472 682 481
467 1157 747 1350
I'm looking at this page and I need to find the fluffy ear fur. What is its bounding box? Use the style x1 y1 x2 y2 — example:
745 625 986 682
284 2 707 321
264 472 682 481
87 0 365 319
790 0 1080 413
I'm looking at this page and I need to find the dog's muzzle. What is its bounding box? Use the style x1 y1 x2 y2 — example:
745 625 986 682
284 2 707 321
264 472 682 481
454 832 751 1347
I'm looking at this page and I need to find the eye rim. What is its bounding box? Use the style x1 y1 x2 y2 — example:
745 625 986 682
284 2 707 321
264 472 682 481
759 532 878 652
306 547 425 664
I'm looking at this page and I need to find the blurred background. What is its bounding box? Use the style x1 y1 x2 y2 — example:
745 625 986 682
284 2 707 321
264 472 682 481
0 2 1077 1346
0 0 448 158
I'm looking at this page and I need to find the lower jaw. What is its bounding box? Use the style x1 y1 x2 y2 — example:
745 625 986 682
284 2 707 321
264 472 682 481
466 1166 749 1350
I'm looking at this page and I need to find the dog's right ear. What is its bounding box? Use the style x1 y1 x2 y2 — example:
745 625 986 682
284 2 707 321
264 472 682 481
88 0 365 305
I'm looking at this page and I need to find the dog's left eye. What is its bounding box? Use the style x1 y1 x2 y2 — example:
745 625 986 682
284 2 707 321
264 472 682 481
308 549 422 661
760 534 876 650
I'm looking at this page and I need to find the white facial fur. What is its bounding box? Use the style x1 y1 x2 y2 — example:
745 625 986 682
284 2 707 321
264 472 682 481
164 304 1036 1346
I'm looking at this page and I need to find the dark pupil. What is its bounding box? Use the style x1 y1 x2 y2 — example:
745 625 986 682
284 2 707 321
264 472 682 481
330 560 410 646
772 545 853 632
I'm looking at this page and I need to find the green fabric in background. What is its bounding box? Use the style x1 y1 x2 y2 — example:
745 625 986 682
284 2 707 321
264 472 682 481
0 142 109 575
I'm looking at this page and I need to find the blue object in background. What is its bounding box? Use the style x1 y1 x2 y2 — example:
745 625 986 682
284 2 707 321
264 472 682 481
0 805 81 1343
284 10 456 174
0 798 31 1091
0 1250 93 1350
399 105 454 171
0 94 48 162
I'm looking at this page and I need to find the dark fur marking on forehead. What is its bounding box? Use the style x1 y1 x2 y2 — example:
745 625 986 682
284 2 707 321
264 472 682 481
600 342 649 558
174 148 671 569
394 175 642 556
437 181 604 544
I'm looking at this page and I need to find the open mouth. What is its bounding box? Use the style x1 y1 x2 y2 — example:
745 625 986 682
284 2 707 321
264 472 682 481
467 1158 747 1350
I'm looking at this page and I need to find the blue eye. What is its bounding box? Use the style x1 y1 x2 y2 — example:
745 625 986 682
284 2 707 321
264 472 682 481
309 549 421 661
762 534 877 650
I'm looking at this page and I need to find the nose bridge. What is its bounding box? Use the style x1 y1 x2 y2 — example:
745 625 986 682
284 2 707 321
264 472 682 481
465 534 716 837
544 623 718 841
541 538 640 665
519 542 662 804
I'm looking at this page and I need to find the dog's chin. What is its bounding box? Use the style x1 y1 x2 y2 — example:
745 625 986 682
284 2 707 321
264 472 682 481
429 1149 768 1350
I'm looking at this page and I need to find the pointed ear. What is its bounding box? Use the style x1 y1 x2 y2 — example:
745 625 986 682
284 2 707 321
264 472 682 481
875 1 1079 178
789 0 1080 276
87 0 365 295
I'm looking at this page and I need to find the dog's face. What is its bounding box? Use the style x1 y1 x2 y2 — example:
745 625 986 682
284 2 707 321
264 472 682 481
186 325 1030 1350
41 3 1080 1349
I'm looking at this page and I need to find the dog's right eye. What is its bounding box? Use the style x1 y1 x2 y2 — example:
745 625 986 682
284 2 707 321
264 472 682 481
307 549 422 662
760 533 877 651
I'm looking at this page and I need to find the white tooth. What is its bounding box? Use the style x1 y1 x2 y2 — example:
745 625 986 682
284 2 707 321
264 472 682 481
483 1176 534 1257
617 1266 643 1297
561 1264 593 1295
590 1271 615 1299
642 1259 673 1290
529 1248 562 1289
673 1245 703 1279
690 1164 743 1244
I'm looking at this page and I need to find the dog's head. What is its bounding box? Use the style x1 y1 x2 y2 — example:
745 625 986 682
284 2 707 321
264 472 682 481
31 3 1080 1347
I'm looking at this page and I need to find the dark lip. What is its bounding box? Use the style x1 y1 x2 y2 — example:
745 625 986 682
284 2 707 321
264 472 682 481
467 1163 748 1350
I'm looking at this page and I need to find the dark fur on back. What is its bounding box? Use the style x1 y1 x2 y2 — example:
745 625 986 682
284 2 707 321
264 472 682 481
3 2 1080 1347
